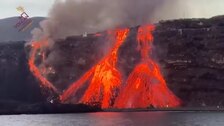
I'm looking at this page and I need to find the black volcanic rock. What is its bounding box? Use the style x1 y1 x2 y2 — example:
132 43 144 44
153 15 224 107
48 16 224 108
0 101 101 115
1 16 224 113
0 41 43 102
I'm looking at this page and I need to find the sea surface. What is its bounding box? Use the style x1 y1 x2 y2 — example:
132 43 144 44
1 112 224 126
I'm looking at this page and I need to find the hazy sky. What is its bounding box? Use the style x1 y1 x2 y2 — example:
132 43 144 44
0 0 224 20
0 0 55 19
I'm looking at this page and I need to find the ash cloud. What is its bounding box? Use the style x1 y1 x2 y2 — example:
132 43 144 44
32 0 166 40
31 0 224 41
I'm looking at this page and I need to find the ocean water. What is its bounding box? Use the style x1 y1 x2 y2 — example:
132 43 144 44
0 112 224 126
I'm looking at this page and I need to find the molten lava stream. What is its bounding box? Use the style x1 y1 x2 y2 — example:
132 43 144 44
28 40 58 93
60 28 130 108
114 25 181 109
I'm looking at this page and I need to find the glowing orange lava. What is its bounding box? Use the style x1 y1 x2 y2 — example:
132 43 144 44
29 25 181 109
60 28 130 108
28 39 58 93
114 25 181 109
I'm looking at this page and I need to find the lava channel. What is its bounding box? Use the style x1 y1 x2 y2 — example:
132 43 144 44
60 28 130 109
114 25 181 109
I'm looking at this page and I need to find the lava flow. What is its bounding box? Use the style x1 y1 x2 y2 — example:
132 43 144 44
29 25 180 109
28 39 58 93
114 25 181 109
60 28 130 108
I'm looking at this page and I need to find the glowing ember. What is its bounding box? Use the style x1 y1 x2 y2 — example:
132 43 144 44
60 28 130 108
28 39 58 93
114 25 181 109
94 33 102 37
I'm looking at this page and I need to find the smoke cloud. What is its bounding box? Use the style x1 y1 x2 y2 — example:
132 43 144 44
31 0 224 41
32 0 167 40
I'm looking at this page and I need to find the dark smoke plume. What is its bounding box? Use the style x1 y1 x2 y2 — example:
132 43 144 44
32 0 167 40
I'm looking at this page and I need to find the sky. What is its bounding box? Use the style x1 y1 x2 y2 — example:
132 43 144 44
0 0 224 20
150 0 224 22
0 0 55 19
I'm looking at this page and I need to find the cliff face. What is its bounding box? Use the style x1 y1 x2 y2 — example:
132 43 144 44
0 42 101 114
0 41 43 103
1 16 224 109
154 16 224 107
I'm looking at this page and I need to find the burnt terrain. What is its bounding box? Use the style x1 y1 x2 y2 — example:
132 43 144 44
1 16 224 113
154 16 224 107
0 41 101 114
